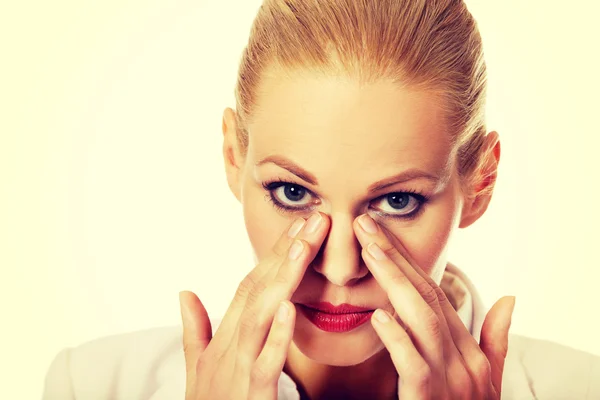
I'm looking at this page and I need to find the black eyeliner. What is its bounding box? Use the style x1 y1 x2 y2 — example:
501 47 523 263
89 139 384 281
261 178 429 220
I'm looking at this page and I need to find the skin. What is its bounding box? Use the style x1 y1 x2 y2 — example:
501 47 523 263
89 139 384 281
200 68 508 399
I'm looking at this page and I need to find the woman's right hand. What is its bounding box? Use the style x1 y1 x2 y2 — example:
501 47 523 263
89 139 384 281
179 212 329 400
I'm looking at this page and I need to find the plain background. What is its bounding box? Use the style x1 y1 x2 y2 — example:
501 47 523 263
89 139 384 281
1 0 600 398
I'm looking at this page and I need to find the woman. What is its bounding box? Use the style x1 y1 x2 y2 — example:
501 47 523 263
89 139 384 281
42 0 600 399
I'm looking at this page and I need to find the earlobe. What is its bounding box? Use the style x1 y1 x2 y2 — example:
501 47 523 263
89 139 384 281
221 107 243 203
458 131 501 229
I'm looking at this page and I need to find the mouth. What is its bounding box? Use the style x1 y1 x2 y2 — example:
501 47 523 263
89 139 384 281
297 302 375 333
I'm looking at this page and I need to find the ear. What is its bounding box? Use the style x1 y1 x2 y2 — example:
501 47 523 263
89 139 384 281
222 107 244 203
459 131 501 229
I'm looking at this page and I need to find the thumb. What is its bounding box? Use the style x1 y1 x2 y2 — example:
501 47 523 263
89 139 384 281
479 295 516 396
180 290 213 377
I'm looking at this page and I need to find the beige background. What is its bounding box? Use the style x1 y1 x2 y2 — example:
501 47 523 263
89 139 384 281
1 0 599 398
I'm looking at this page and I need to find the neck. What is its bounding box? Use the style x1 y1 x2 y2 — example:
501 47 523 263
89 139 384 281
283 341 398 400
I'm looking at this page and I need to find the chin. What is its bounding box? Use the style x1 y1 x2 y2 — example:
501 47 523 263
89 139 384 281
291 311 386 366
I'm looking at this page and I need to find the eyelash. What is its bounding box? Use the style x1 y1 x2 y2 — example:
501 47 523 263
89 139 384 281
261 177 430 221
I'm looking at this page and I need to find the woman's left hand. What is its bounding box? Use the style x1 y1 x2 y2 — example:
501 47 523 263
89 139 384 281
353 214 516 400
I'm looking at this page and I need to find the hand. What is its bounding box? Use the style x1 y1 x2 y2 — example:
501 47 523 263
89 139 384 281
179 212 329 400
353 214 516 400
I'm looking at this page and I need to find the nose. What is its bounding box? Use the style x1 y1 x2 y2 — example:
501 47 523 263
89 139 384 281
311 214 370 286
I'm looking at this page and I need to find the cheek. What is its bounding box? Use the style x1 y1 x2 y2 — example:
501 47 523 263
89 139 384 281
242 180 291 260
381 192 461 275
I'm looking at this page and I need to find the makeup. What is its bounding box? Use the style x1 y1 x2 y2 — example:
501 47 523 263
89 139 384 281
297 302 375 333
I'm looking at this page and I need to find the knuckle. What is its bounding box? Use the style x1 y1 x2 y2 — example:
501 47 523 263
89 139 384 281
272 271 291 287
238 312 258 340
272 241 288 258
389 272 411 288
267 319 290 347
406 361 431 390
380 242 400 259
415 280 438 307
183 341 193 356
423 310 442 339
433 285 449 307
472 352 492 380
455 383 473 399
395 328 414 348
250 363 274 387
450 363 473 398
245 280 267 308
235 274 258 302
269 333 287 350
273 227 301 257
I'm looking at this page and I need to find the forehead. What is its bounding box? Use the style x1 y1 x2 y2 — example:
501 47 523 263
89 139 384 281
247 71 454 185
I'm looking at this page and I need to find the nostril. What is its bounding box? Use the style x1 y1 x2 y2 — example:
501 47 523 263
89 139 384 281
311 262 370 287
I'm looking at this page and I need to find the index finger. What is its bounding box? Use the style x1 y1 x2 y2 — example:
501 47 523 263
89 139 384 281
207 215 310 351
353 214 443 307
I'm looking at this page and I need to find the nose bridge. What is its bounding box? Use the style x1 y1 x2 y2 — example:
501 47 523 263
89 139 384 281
313 212 369 286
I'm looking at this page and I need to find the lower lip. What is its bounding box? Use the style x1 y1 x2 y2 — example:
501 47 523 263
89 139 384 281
298 305 374 333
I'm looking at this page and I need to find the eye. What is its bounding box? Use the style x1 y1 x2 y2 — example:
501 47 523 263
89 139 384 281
273 183 311 205
262 179 428 219
262 179 315 211
371 192 425 218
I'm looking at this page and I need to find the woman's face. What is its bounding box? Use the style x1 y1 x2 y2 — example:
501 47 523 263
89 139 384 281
223 69 486 366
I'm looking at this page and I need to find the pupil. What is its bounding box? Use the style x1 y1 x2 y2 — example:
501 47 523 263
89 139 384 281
387 193 409 209
284 184 305 202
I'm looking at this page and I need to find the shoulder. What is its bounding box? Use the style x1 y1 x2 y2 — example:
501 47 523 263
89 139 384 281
42 318 223 400
503 333 600 399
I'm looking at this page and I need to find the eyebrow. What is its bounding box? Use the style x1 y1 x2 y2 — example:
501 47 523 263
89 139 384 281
255 155 441 193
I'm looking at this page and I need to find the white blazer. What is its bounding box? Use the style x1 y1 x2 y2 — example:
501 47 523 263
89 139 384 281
42 264 600 399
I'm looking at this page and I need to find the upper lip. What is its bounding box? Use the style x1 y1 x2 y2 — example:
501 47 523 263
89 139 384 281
300 302 374 314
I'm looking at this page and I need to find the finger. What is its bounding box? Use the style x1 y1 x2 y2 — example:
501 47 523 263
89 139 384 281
208 215 311 351
354 215 495 396
438 292 494 397
360 242 446 373
234 213 329 383
371 309 432 400
354 214 445 312
248 301 296 400
233 238 311 381
355 215 485 395
243 212 329 312
480 296 515 396
354 216 446 370
180 291 212 392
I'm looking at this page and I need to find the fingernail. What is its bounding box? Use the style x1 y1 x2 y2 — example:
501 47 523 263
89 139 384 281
276 301 289 322
305 213 322 234
508 296 516 320
374 309 390 323
359 214 378 234
289 240 303 260
288 218 306 238
367 242 387 261
179 292 191 324
501 296 516 335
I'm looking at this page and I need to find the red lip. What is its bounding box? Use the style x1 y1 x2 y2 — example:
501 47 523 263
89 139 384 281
298 302 375 333
301 302 374 314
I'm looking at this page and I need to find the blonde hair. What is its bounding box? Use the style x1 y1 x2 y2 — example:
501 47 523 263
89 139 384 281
234 0 490 194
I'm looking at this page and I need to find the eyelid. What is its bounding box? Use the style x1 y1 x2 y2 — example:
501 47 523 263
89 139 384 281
273 184 315 207
370 193 422 216
263 178 318 197
263 178 429 220
262 180 319 211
